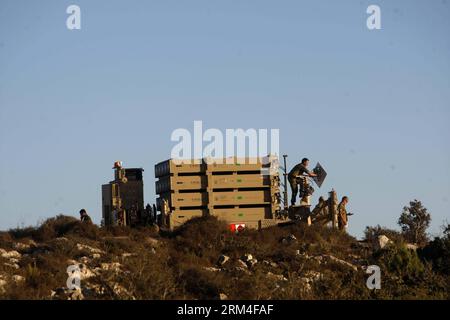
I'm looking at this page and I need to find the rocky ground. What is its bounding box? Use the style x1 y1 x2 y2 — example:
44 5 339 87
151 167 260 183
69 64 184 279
0 215 448 300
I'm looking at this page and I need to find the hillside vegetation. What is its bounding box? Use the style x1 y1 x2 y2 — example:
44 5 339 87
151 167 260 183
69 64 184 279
0 215 449 299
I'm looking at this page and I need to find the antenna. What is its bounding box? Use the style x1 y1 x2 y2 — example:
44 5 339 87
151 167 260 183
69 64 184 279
282 155 288 211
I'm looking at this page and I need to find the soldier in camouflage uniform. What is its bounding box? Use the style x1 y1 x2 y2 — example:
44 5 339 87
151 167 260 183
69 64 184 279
79 209 92 224
311 196 329 225
288 158 317 206
337 196 349 231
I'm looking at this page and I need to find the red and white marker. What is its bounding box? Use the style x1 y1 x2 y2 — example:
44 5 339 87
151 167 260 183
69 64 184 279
230 223 246 233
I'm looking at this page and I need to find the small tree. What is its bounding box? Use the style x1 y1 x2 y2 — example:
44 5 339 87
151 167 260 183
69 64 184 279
398 199 431 246
417 222 450 276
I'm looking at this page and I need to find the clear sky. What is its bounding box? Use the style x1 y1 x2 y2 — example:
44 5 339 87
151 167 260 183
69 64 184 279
0 0 449 238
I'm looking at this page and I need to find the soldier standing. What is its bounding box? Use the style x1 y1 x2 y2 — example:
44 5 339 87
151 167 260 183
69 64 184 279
152 204 157 224
129 204 138 226
337 196 349 231
145 203 153 225
288 158 317 205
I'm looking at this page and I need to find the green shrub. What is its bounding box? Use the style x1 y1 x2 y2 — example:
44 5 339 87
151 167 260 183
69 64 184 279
9 226 36 240
374 244 424 280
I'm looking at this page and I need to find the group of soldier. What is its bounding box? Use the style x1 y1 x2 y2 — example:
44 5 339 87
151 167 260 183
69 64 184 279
288 157 350 231
79 205 158 227
113 203 158 227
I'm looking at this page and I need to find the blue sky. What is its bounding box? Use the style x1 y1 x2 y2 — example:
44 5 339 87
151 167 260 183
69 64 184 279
0 0 449 238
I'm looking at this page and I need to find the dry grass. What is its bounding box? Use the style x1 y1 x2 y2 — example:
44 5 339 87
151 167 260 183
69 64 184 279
0 215 448 300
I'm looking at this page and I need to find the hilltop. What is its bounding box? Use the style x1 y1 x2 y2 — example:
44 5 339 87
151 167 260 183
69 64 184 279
0 215 449 299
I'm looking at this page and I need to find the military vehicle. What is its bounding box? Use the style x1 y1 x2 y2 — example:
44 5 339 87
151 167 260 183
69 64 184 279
101 156 345 231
